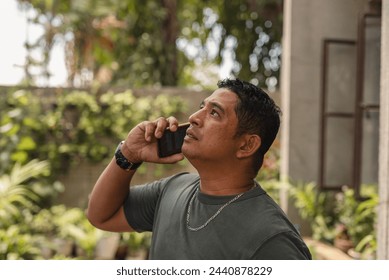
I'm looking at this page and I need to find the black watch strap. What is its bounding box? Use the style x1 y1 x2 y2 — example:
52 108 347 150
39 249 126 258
114 141 142 171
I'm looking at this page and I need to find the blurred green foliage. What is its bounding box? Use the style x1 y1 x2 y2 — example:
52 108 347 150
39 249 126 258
0 159 59 259
0 86 185 259
256 140 281 203
0 160 109 259
0 87 187 178
290 182 378 259
17 0 282 90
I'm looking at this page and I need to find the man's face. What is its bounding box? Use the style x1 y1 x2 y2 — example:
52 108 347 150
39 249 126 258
182 88 241 163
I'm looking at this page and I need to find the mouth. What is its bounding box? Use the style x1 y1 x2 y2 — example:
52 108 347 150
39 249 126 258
185 128 198 140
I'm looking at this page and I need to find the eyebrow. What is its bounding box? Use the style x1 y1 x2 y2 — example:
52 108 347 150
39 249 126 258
201 100 226 114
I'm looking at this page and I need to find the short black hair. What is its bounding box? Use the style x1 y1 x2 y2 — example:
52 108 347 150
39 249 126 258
217 78 281 173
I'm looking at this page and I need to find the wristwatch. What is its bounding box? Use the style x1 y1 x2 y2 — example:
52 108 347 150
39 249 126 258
114 141 142 171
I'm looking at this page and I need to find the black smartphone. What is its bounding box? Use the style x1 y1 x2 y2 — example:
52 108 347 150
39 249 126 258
157 122 190 158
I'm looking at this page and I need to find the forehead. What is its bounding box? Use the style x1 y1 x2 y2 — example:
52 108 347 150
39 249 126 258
205 88 238 109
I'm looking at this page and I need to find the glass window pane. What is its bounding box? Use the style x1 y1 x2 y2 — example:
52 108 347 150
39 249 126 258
361 110 379 185
324 117 354 187
363 17 381 105
326 44 356 114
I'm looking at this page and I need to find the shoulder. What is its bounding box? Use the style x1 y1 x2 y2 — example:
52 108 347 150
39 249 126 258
245 187 311 259
249 192 299 235
251 231 312 260
240 186 310 256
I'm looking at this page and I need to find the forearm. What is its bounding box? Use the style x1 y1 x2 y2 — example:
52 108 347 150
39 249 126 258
87 157 135 231
87 117 183 232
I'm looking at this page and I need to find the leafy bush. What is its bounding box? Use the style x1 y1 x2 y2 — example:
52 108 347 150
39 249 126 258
27 205 109 259
0 90 46 174
0 159 113 259
289 182 336 242
290 182 378 258
0 87 187 259
1 87 187 178
0 159 61 259
0 226 44 260
256 140 282 202
334 185 378 257
0 159 58 227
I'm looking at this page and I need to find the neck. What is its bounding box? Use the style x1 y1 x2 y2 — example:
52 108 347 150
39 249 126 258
190 157 256 195
197 172 255 196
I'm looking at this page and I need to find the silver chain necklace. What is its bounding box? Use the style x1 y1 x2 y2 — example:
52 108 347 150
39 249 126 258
186 182 256 231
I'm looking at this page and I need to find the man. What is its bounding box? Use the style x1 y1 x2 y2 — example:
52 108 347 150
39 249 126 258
87 78 311 259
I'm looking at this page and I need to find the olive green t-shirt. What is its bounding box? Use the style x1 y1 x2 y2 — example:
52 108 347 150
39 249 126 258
123 173 311 260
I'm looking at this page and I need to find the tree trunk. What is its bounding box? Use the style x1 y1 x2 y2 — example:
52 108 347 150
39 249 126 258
161 0 178 86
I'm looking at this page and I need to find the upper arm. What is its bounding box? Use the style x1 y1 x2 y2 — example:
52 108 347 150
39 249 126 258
88 206 134 233
122 173 193 232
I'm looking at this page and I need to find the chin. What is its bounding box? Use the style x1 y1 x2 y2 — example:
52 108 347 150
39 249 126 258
182 145 198 161
181 145 190 158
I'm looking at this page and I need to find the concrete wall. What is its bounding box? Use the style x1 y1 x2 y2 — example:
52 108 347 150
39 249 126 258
56 159 197 208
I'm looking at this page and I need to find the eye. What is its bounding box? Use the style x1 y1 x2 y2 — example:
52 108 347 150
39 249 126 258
210 109 220 117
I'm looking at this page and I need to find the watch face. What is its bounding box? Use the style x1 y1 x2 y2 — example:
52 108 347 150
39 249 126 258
116 157 127 168
115 145 129 168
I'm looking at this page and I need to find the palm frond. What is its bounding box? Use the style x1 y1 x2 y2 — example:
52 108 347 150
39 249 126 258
0 159 49 223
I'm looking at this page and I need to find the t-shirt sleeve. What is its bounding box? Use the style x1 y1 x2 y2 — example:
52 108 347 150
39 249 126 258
123 178 166 232
123 173 191 232
251 231 312 260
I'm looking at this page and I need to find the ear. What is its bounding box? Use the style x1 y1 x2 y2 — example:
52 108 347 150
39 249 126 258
236 134 261 159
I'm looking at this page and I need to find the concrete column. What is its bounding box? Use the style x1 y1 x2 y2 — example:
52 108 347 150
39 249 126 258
279 0 292 212
378 0 389 260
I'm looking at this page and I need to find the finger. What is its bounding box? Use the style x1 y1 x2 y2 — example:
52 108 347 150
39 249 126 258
166 116 179 132
154 117 169 138
143 121 157 142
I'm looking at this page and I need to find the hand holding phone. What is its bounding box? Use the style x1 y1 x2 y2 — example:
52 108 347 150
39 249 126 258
157 123 190 158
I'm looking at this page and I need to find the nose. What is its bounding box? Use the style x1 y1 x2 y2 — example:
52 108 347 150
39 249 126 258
188 108 204 127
